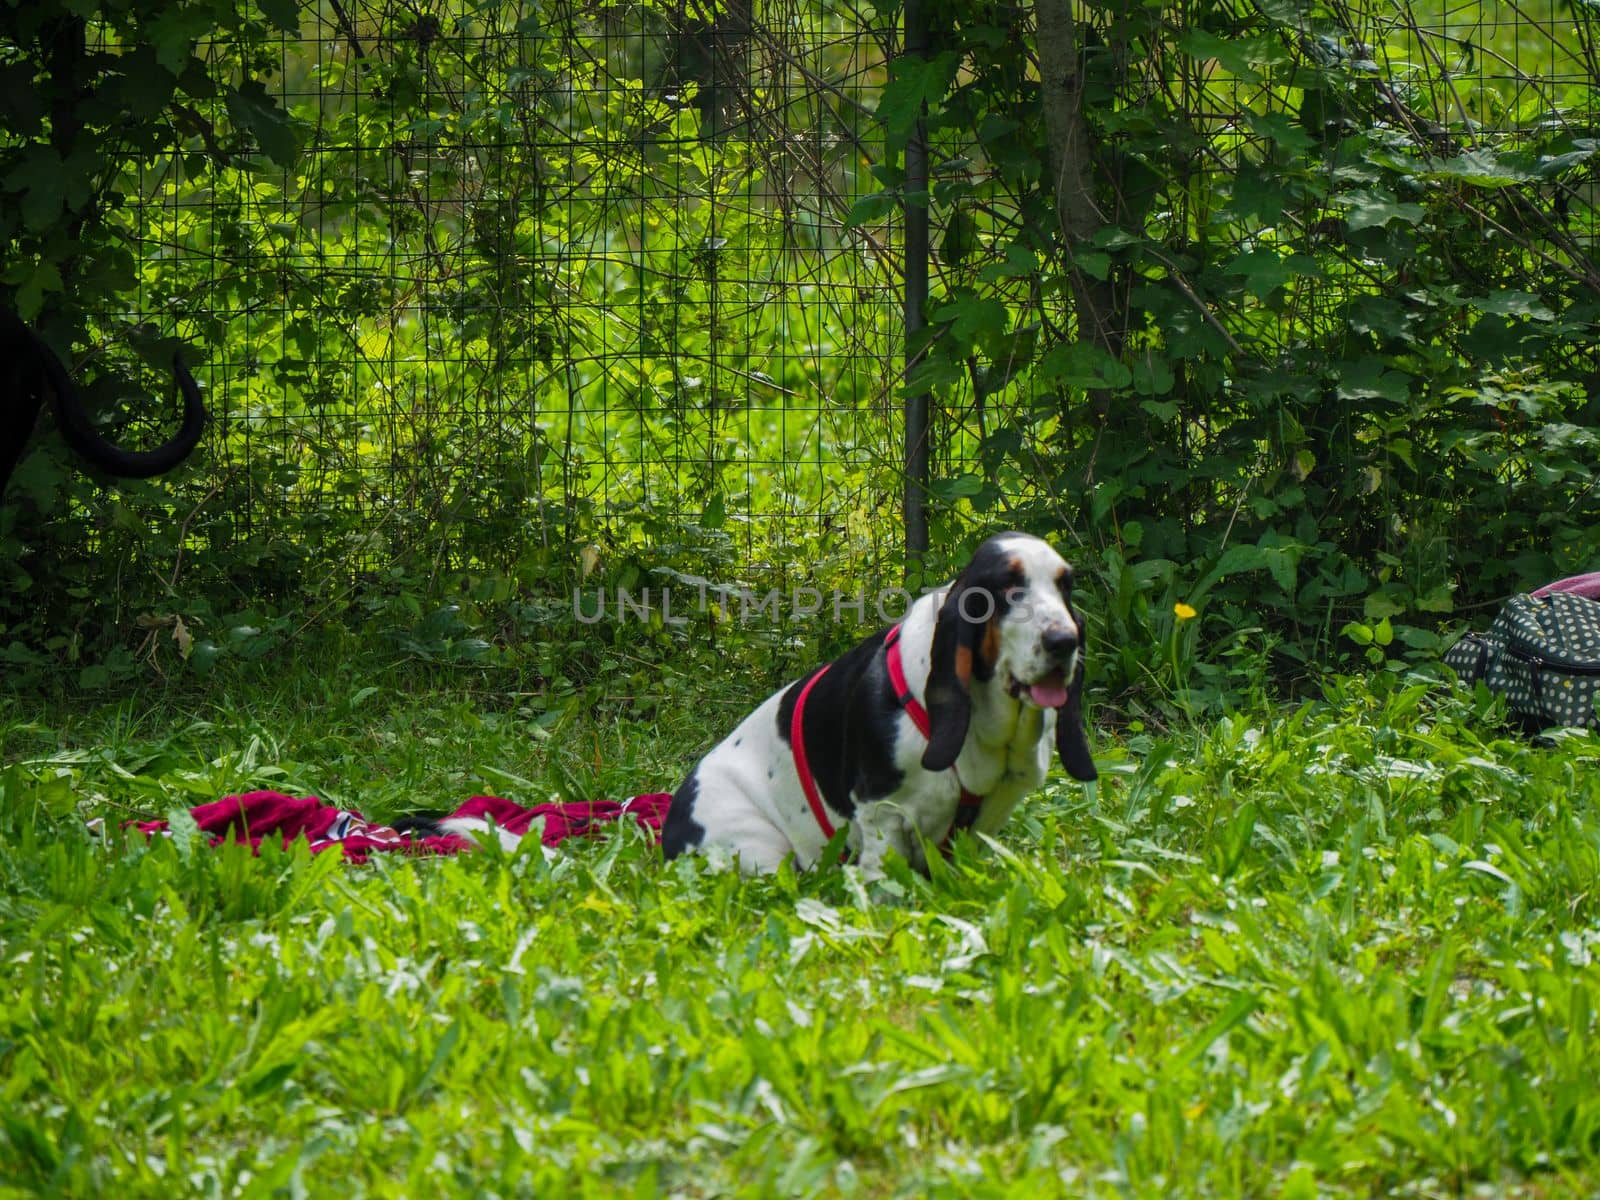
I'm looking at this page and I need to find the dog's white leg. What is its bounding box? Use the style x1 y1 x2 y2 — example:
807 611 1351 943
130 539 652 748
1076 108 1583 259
734 839 797 875
693 809 796 875
851 801 920 882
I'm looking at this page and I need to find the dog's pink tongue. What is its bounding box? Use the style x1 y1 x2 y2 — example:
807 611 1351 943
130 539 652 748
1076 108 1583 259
1029 673 1069 708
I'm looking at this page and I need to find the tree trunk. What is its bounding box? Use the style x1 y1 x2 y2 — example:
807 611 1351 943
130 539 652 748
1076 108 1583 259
1035 0 1123 372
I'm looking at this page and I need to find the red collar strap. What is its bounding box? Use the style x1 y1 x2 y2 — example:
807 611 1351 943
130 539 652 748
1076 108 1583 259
790 625 985 858
883 622 932 736
885 623 986 834
791 664 839 844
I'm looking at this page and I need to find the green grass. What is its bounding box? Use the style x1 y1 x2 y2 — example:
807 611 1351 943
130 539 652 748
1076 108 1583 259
2 660 1599 1197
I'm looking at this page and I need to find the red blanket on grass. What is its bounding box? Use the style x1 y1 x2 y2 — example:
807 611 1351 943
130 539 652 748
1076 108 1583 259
134 791 674 863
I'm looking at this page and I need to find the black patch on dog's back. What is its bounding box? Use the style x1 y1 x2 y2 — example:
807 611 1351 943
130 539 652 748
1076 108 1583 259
660 772 705 859
776 629 905 820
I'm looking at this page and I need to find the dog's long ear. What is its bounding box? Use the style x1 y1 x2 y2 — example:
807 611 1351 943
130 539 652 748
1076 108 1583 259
922 580 987 772
1055 603 1096 781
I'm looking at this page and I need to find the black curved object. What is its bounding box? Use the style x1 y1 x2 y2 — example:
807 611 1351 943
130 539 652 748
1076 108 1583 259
1 307 206 499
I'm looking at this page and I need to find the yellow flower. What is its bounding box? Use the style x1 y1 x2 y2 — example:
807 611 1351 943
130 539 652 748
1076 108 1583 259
1173 602 1197 621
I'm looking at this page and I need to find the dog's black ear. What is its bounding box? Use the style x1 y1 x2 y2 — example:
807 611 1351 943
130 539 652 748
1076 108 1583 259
922 580 988 772
1055 604 1096 781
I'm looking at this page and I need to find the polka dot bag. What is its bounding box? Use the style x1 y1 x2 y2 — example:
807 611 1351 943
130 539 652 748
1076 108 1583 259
1445 576 1600 729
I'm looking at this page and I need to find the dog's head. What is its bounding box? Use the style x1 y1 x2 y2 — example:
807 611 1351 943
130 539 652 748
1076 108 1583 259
922 533 1096 781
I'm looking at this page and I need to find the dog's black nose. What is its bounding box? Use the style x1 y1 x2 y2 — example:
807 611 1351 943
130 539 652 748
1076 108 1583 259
1042 625 1079 659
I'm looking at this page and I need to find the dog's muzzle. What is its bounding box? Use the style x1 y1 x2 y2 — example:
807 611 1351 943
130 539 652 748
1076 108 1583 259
1008 625 1078 708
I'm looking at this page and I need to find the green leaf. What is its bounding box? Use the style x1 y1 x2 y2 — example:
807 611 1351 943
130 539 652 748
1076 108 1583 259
951 295 1008 343
1177 30 1290 83
1344 296 1407 335
7 150 65 232
975 324 1038 394
147 4 215 75
701 493 726 529
165 805 201 861
1334 359 1411 404
117 49 181 118
846 192 895 227
1037 341 1132 391
12 261 63 319
940 208 976 266
875 52 961 148
1192 540 1302 600
1245 111 1316 154
189 640 223 674
256 0 302 33
977 240 1039 283
1471 291 1554 321
1427 149 1539 187
226 79 303 168
1263 547 1297 595
1071 250 1112 281
243 1060 298 1098
1223 247 1311 298
1462 858 1514 885
0 1114 58 1177
1172 992 1261 1068
1532 142 1598 177
930 474 983 500
1344 192 1424 231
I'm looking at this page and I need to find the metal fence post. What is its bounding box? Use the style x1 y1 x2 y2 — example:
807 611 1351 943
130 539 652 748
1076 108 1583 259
903 0 930 583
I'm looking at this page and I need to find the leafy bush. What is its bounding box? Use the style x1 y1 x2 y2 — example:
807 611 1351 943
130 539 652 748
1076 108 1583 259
887 2 1599 699
3 0 1597 706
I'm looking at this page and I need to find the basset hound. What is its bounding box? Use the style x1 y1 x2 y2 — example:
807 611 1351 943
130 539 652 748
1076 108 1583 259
661 532 1096 876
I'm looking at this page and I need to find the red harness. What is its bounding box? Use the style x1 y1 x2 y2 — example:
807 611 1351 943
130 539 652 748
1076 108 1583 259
791 623 985 852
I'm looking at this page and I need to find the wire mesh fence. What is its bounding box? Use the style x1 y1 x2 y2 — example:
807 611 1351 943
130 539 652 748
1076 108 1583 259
7 0 1598 671
101 0 906 610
